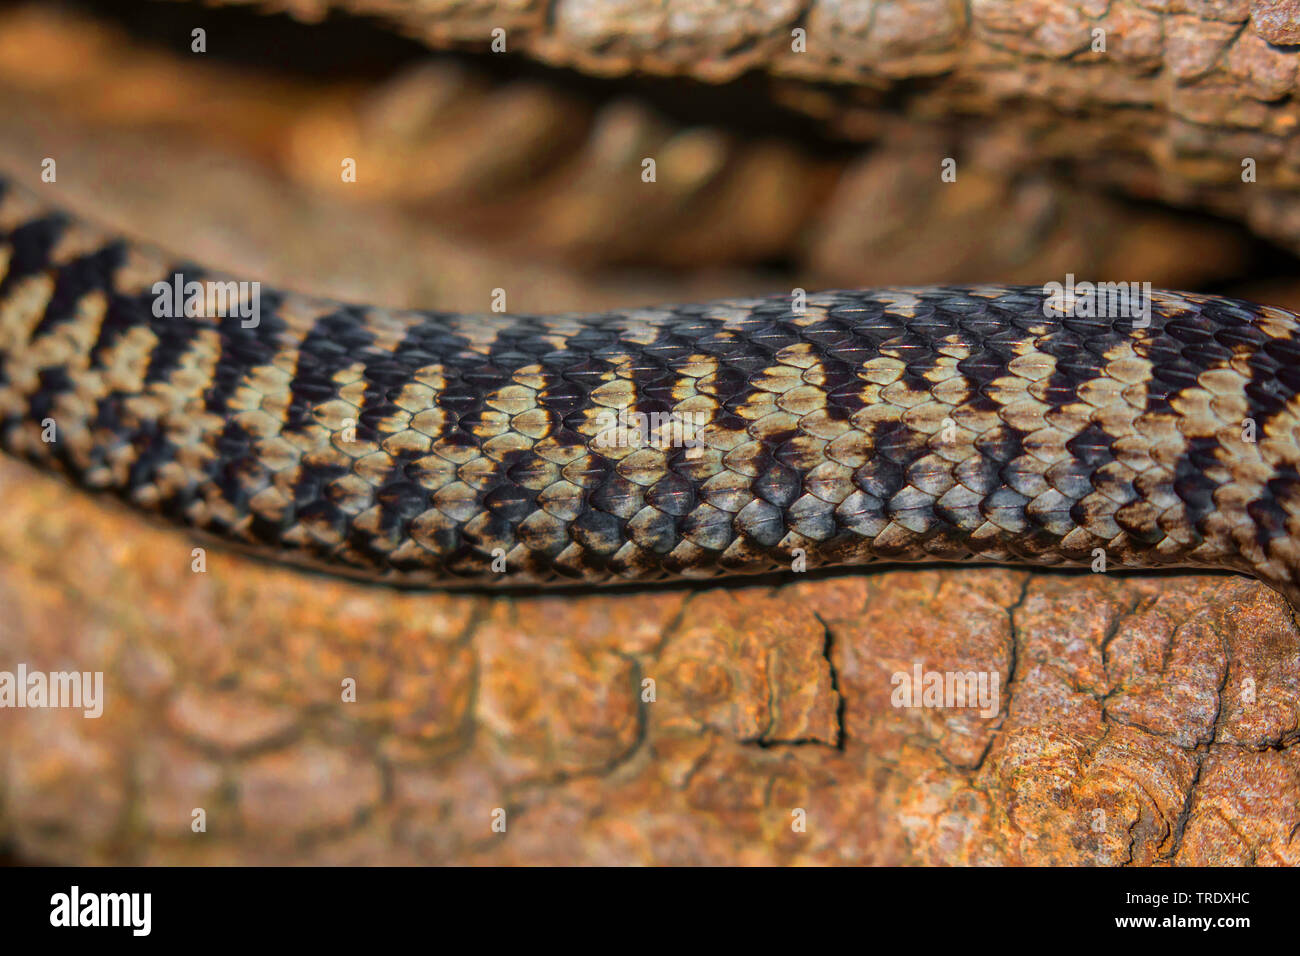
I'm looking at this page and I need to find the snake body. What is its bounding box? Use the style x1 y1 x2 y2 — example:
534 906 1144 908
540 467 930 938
4 174 1300 601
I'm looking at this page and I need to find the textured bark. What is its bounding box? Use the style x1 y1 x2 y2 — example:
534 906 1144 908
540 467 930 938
227 0 1300 256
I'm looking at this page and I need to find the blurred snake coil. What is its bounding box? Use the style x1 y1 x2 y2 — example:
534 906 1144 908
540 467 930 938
3 173 1300 603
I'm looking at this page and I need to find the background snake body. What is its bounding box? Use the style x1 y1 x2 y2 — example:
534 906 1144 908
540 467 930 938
3 174 1300 602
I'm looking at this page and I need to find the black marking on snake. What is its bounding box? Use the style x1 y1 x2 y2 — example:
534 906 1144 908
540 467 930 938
0 214 68 301
28 366 72 427
283 304 373 429
30 240 127 341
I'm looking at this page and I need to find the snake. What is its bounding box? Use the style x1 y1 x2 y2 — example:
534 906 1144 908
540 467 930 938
3 173 1300 605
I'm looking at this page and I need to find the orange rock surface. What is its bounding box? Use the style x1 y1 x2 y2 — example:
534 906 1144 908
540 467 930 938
2 458 1297 864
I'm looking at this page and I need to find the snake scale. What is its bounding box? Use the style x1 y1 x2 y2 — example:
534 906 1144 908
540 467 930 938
3 174 1300 604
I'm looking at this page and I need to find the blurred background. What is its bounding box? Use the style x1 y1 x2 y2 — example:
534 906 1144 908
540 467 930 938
2 0 1299 319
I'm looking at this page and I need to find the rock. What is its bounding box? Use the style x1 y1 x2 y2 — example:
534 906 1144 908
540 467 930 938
2 458 1297 864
